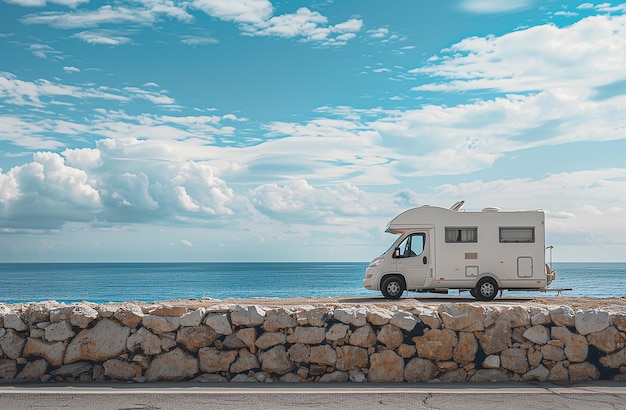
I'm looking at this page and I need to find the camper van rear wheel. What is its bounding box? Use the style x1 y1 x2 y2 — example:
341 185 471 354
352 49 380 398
381 276 405 300
475 277 498 301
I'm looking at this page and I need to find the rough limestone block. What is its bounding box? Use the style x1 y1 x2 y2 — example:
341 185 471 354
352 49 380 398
45 321 75 342
404 357 437 382
438 303 485 332
198 347 238 373
180 308 206 328
64 319 130 364
367 350 404 382
23 337 66 366
523 325 550 345
377 324 404 350
348 324 377 348
230 305 265 327
260 345 293 375
204 313 232 335
587 326 626 353
575 309 610 335
0 329 26 359
144 348 198 382
262 308 298 331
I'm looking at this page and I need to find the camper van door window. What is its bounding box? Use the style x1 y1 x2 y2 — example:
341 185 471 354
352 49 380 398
398 233 425 258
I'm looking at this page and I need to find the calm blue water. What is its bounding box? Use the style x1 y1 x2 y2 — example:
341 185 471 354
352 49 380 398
0 262 624 304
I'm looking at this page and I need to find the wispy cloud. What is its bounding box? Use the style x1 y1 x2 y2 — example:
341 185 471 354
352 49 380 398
459 0 536 14
5 0 89 8
73 30 133 46
180 35 219 46
18 0 362 47
62 66 80 73
411 14 626 93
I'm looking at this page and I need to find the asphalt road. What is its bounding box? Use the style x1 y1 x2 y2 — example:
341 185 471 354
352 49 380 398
1 381 626 410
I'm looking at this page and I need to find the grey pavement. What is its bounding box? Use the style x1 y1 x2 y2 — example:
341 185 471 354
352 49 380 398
1 381 626 409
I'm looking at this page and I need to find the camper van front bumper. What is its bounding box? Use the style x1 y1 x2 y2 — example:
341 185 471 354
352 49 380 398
363 268 377 290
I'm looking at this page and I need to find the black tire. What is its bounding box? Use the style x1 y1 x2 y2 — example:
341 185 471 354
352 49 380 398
474 277 498 301
381 276 405 299
469 288 477 298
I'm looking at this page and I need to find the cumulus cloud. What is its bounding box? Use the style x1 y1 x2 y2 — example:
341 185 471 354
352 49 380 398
0 152 101 229
0 144 235 230
191 1 362 46
242 7 362 45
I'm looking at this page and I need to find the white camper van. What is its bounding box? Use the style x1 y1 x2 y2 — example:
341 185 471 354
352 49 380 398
363 201 557 301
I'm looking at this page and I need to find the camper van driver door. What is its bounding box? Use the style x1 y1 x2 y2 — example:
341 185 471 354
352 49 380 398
396 232 429 288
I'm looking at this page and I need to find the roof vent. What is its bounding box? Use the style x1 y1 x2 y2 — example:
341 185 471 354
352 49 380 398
450 200 465 211
482 206 501 212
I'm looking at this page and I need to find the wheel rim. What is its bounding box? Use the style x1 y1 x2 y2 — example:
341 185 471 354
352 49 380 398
480 282 495 297
386 281 401 296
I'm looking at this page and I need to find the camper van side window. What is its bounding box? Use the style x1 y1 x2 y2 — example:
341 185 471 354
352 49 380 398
445 227 478 243
499 227 535 243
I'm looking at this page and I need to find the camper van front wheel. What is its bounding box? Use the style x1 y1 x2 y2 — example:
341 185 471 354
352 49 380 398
381 276 405 300
475 277 498 301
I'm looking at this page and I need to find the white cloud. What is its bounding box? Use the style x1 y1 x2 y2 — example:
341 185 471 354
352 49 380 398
368 27 389 38
0 142 236 230
248 179 380 223
240 7 362 46
459 0 535 14
28 43 61 59
63 148 103 170
0 72 179 112
21 6 157 29
18 0 361 47
180 239 194 247
181 35 219 46
191 0 273 24
0 116 67 150
0 152 101 229
400 168 626 247
5 0 88 7
0 72 128 107
412 14 626 94
191 1 362 46
73 30 133 46
63 66 80 73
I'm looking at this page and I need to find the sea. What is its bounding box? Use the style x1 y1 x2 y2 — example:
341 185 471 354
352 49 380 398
0 262 624 304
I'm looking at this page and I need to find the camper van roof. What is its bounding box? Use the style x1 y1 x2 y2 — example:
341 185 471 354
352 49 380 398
385 203 544 234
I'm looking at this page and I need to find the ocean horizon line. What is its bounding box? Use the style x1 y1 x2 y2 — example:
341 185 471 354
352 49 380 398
3 260 626 264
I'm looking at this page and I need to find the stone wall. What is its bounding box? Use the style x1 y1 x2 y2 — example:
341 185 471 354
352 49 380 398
1 301 625 383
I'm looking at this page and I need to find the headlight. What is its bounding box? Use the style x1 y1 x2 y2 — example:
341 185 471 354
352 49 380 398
368 258 384 268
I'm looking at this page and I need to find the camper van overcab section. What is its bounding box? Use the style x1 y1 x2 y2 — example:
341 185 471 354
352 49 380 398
363 201 557 301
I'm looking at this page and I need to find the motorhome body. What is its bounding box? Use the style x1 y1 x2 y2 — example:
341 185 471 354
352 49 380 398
363 202 556 300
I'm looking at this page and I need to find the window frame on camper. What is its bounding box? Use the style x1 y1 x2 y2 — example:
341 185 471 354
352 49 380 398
499 226 535 243
444 227 478 243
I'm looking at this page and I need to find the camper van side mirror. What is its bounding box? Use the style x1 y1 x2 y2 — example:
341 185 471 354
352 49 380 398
393 247 401 258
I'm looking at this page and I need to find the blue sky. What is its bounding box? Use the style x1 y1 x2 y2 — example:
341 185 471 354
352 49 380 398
1 0 626 263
